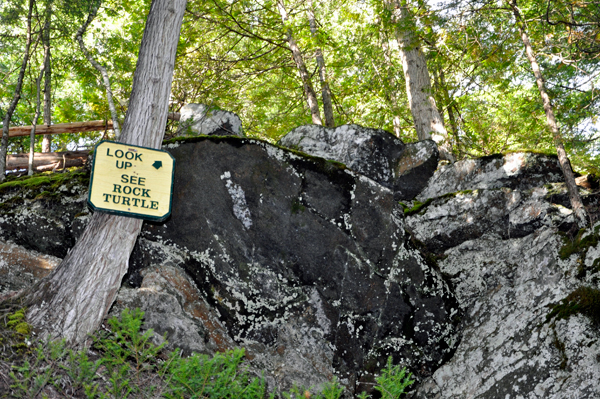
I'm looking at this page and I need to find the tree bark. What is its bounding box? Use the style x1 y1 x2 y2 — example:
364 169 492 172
307 0 334 127
0 0 34 181
20 0 188 345
75 0 122 140
509 0 587 226
381 38 404 137
277 0 323 125
388 0 454 161
42 0 53 153
29 63 46 175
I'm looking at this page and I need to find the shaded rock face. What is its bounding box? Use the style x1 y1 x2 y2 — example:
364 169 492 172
130 137 459 394
0 174 90 258
178 103 243 137
278 124 438 201
405 188 577 253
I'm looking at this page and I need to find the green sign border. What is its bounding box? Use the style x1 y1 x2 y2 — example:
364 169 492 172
87 140 176 222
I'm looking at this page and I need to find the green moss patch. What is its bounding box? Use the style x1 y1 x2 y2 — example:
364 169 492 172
0 170 89 199
559 227 600 261
400 199 433 216
547 286 600 326
0 307 33 359
291 198 306 214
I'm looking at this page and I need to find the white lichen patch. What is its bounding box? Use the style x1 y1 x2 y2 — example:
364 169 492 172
220 172 252 229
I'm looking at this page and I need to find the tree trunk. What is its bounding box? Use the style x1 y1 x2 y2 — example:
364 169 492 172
75 1 122 140
381 38 404 137
42 0 53 153
508 0 587 226
307 0 334 127
388 0 454 161
29 63 46 175
20 0 188 345
277 0 323 125
0 0 34 182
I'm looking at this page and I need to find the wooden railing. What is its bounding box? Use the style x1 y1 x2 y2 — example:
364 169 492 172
7 113 180 138
4 113 181 172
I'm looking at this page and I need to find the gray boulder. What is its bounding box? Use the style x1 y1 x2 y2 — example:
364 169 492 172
0 172 91 258
278 124 438 200
404 187 577 253
417 152 564 201
177 103 243 137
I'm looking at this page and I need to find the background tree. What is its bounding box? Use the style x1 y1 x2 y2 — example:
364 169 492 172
509 0 587 224
41 0 53 152
0 0 34 181
307 0 335 127
1 0 599 187
386 0 454 160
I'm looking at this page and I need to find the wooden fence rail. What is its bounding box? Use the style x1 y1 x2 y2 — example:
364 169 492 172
7 151 90 172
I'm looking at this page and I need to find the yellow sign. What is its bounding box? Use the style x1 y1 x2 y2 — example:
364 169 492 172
88 141 175 221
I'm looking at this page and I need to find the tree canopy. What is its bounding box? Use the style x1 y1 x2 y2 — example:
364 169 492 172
1 0 599 171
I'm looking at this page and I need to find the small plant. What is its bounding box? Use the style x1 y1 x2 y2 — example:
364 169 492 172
163 348 265 398
373 357 414 399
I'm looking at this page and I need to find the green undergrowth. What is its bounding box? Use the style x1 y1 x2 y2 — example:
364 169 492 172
0 169 89 197
547 286 600 327
0 308 413 398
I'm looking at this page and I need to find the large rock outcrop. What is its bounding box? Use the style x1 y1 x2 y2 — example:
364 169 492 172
0 137 460 396
403 154 600 399
2 133 600 398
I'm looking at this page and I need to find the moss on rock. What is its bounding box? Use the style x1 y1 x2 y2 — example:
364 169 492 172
559 226 600 260
547 286 600 326
0 169 89 197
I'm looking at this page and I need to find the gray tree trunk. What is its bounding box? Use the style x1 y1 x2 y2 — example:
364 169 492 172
20 0 187 345
42 0 53 153
75 1 122 140
389 0 454 161
307 0 334 127
277 0 323 125
509 0 587 226
381 38 404 137
29 64 46 175
0 0 34 181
